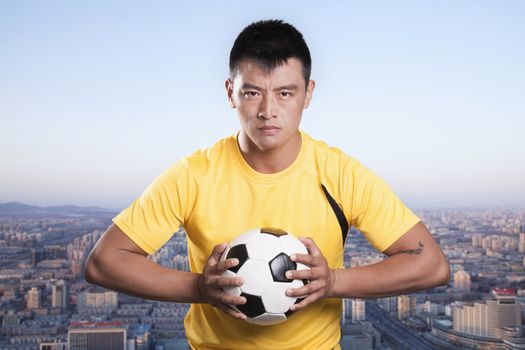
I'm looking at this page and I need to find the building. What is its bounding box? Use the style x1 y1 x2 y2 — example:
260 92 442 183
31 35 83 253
519 240 525 254
454 269 472 291
77 290 118 311
397 295 416 320
453 288 522 339
172 255 189 272
340 321 381 350
27 287 41 310
71 259 84 277
343 298 352 323
68 321 126 350
52 279 69 310
472 234 484 247
133 324 152 350
377 296 397 314
433 321 525 350
1 310 21 336
40 342 67 350
352 299 365 323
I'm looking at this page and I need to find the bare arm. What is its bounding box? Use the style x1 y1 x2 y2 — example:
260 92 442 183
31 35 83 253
329 221 451 298
84 223 203 304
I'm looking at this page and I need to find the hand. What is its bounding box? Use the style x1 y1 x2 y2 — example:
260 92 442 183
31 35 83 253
284 236 336 312
198 242 247 320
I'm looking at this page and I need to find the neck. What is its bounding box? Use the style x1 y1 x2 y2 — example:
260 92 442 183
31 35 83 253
237 131 302 174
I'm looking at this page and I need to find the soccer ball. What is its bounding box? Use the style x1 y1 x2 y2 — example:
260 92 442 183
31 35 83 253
219 227 311 326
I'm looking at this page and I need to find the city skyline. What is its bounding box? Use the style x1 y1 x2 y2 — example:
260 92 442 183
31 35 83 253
1 1 524 210
1 206 523 348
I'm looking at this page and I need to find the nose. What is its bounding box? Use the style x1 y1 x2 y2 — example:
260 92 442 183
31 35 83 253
257 94 276 120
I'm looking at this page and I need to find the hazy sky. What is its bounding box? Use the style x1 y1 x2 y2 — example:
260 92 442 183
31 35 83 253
1 1 524 210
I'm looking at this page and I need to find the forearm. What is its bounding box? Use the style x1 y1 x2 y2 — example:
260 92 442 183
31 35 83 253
85 252 203 304
328 251 449 299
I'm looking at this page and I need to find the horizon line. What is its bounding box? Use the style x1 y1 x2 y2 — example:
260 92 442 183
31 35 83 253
1 201 524 213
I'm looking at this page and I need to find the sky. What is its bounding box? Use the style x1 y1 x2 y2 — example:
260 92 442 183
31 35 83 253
1 1 524 211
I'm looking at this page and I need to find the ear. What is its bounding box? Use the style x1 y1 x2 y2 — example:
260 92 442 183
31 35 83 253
303 80 315 110
225 78 236 109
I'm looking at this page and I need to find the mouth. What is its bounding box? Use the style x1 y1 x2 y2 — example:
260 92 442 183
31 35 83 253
257 126 280 135
258 126 280 130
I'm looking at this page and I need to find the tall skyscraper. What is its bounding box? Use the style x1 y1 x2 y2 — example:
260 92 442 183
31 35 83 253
27 287 41 310
343 298 352 325
52 279 69 310
377 296 397 314
472 234 483 247
133 324 152 350
352 299 365 323
453 269 471 291
71 259 84 277
482 236 491 249
453 288 522 339
397 295 416 320
519 240 525 254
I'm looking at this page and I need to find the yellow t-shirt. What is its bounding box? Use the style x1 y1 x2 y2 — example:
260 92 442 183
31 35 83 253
112 129 421 350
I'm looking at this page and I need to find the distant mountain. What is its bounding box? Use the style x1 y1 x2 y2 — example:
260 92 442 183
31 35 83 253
0 202 114 215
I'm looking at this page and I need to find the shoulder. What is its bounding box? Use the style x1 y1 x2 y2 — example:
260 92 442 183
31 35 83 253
179 133 237 177
300 130 359 175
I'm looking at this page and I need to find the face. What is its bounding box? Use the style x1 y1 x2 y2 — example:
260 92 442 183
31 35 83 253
226 57 315 153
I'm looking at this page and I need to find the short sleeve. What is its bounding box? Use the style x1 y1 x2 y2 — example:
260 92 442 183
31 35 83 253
344 159 421 253
112 158 196 255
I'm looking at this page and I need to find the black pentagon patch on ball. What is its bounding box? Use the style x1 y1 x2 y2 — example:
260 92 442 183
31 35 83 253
269 252 296 282
261 227 287 237
237 293 265 318
226 244 248 273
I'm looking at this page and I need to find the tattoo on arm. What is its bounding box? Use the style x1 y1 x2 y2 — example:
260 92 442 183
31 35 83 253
400 241 424 255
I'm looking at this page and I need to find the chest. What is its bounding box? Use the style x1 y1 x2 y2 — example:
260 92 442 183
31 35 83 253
185 172 345 267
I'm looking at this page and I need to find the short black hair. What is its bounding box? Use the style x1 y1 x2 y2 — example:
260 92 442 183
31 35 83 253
229 19 312 88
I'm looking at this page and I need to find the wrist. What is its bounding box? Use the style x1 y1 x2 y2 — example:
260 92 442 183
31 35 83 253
197 273 205 303
327 268 337 298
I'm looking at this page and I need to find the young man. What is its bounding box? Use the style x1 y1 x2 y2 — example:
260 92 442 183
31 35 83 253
85 19 450 349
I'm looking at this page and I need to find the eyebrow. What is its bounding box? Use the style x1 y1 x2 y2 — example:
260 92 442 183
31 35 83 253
240 83 299 91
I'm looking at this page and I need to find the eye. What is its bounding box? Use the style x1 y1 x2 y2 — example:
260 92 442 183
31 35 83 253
280 91 292 97
243 91 260 99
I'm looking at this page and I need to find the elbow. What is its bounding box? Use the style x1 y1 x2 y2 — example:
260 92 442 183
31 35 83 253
84 253 102 285
417 251 450 290
433 254 451 287
440 257 451 286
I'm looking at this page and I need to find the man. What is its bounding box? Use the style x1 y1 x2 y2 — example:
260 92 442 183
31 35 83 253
85 19 450 349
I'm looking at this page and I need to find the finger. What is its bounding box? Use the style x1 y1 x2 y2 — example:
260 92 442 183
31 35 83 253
290 253 315 266
289 292 320 311
298 236 322 257
207 243 228 266
285 268 315 281
216 275 244 288
215 291 247 306
216 258 240 273
286 281 316 298
215 303 247 320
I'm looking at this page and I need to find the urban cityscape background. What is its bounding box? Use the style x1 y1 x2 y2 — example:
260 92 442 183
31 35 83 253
1 0 524 349
0 203 523 349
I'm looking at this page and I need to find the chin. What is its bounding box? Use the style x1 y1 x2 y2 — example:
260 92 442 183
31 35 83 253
254 139 281 152
251 134 283 150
